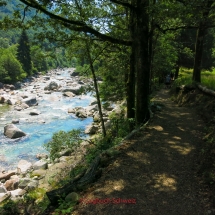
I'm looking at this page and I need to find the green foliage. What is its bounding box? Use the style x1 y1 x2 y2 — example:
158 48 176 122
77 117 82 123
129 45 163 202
53 198 76 215
0 47 26 83
43 129 83 161
1 200 19 215
17 30 32 76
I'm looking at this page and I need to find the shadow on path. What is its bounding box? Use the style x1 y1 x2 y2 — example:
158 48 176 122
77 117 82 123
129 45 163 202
73 89 211 215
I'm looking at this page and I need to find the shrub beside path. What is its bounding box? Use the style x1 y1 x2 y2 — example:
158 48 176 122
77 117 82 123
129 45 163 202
72 89 212 215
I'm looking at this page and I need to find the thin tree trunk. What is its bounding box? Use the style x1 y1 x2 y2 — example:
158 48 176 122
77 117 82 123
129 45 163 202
192 26 205 83
85 41 106 137
126 3 136 130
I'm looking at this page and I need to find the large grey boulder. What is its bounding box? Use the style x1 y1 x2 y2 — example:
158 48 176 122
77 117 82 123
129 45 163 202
22 97 37 106
85 104 98 116
4 124 26 139
61 84 84 95
75 108 87 118
33 160 48 170
44 81 58 91
85 125 99 134
18 178 32 189
17 160 32 173
70 71 80 76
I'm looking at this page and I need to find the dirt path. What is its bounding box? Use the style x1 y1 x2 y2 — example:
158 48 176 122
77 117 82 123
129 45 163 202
72 89 211 215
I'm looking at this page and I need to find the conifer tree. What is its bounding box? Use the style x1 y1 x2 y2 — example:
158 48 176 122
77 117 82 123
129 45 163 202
17 30 32 76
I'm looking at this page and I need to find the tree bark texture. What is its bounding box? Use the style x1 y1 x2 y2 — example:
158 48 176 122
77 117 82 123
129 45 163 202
135 0 150 125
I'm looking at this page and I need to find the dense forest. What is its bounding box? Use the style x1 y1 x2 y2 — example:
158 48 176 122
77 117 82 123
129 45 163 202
1 0 215 153
0 0 74 83
1 0 215 127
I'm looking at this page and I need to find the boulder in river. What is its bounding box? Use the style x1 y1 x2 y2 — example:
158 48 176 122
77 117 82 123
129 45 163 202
44 81 58 91
17 160 32 173
0 96 5 103
61 84 84 95
4 124 26 139
63 91 75 97
85 125 99 134
70 71 80 76
22 97 37 107
29 109 40 115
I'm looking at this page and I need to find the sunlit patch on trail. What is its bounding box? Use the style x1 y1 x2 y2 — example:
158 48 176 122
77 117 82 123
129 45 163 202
153 173 177 191
149 125 163 131
177 126 185 131
167 141 194 155
173 136 181 140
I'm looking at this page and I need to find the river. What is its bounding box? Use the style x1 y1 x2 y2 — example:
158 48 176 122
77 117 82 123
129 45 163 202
0 68 94 170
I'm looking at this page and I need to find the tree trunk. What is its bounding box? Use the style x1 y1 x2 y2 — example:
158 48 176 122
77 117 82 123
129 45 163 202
126 6 136 130
135 0 150 125
85 41 106 137
175 58 180 79
192 26 205 83
192 0 213 83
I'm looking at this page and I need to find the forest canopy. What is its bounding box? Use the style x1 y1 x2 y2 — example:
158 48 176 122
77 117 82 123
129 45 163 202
1 0 215 125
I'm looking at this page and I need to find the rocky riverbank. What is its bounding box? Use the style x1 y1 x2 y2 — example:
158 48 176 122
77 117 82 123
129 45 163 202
0 68 124 206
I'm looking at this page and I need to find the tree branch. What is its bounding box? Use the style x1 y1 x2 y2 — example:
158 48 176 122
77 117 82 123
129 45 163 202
18 0 132 46
109 0 135 10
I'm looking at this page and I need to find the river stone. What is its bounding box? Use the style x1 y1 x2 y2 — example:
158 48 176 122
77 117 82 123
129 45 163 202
70 71 80 76
93 112 100 122
7 98 17 105
0 171 16 180
85 104 98 116
44 81 58 91
85 125 99 134
4 178 19 191
33 160 48 170
63 91 75 97
75 109 87 118
0 96 5 103
31 169 47 178
27 180 39 190
0 185 7 193
10 189 26 198
12 119 19 124
65 192 79 203
0 192 11 203
61 85 83 95
22 97 37 106
57 148 72 157
36 153 48 160
18 178 32 189
4 124 26 139
20 103 29 109
68 108 75 113
29 110 40 115
14 106 22 111
17 160 32 173
43 76 50 80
